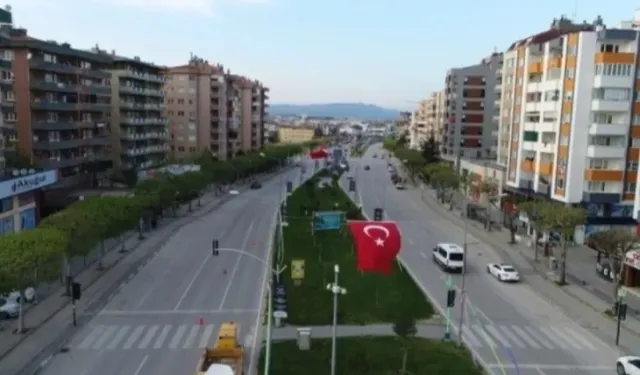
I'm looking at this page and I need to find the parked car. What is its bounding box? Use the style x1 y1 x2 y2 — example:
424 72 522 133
0 288 36 320
250 180 262 189
616 356 640 375
364 165 370 171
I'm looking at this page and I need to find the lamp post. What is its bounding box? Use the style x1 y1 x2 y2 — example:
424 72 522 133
326 264 347 375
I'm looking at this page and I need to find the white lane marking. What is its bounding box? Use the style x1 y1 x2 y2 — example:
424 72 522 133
92 325 117 349
561 327 597 350
536 367 547 375
552 327 585 350
499 326 525 349
462 329 482 347
153 325 172 349
219 220 255 310
538 326 569 349
123 326 145 349
199 324 216 348
77 325 105 349
169 324 187 349
420 251 428 259
174 246 217 310
485 364 615 370
523 326 554 349
107 326 130 349
183 325 200 349
133 355 149 375
472 324 496 348
137 325 159 349
510 326 540 349
485 325 511 347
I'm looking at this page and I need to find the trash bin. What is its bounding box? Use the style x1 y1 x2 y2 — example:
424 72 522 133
549 256 558 270
296 327 311 350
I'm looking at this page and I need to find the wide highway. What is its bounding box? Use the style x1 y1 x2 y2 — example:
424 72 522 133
344 144 620 375
39 163 308 375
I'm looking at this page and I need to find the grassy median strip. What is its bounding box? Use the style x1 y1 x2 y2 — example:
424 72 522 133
260 337 484 375
279 169 433 325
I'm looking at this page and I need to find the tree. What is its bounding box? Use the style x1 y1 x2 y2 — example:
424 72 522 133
588 229 639 307
501 195 526 244
393 314 418 374
0 228 67 332
39 208 102 292
419 135 441 164
429 166 460 209
517 200 544 261
538 203 587 285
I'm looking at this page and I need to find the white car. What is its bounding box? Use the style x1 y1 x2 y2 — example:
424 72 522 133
0 288 36 320
394 183 405 190
617 356 640 374
487 263 520 282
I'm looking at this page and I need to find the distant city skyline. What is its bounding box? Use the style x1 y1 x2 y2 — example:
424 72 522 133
11 0 640 109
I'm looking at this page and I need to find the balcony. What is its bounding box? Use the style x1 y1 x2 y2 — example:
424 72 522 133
83 84 111 96
121 132 169 141
31 80 77 93
591 99 630 112
120 117 168 126
584 169 624 181
586 145 626 158
123 144 169 156
528 62 543 74
38 153 112 169
594 52 635 64
120 101 146 110
31 121 97 131
538 161 553 175
588 123 628 136
119 70 165 83
28 60 110 78
84 103 111 112
31 101 77 111
32 136 111 150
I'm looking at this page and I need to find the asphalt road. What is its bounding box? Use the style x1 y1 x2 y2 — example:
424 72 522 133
344 144 620 375
38 163 309 375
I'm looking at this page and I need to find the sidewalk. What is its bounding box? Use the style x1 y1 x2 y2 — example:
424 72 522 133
414 185 640 355
0 168 289 375
269 322 445 341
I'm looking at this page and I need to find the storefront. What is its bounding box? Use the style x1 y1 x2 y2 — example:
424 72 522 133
0 170 59 237
623 250 640 288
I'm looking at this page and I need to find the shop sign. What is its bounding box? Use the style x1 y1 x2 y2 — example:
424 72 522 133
0 170 58 200
624 250 640 270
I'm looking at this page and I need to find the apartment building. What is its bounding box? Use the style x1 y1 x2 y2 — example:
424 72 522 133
442 53 502 159
0 7 9 175
107 52 168 172
410 91 446 150
165 56 266 160
498 14 640 238
1 28 113 188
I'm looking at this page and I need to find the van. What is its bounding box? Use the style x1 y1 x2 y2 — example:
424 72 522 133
432 243 465 272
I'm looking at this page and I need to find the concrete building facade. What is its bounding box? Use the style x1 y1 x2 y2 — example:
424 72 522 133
442 53 503 159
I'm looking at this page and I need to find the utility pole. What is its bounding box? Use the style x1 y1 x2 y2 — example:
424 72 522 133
458 201 469 343
444 275 455 341
327 264 347 375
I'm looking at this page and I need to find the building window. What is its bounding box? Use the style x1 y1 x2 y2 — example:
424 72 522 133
627 161 638 171
17 193 33 207
626 182 637 192
556 179 565 189
0 198 12 213
20 208 36 231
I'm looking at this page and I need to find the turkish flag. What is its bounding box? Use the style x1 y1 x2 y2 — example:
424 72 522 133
309 147 329 160
347 220 402 274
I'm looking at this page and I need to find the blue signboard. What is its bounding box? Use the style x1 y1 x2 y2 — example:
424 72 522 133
313 211 343 231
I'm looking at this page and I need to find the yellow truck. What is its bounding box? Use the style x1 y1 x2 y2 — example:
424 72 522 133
196 321 244 375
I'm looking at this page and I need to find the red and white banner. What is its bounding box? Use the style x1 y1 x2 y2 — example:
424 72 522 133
347 220 402 274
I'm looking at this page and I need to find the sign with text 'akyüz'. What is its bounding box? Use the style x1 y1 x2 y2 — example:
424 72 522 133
0 170 58 200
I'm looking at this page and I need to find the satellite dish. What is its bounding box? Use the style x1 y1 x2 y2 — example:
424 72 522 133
19 168 27 175
28 169 35 174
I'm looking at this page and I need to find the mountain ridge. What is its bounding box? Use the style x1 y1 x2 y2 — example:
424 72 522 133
269 103 400 120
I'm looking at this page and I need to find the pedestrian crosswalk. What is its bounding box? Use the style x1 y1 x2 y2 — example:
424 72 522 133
461 324 599 351
73 323 220 351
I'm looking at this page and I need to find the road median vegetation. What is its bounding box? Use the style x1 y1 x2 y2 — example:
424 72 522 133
278 168 433 325
260 337 484 375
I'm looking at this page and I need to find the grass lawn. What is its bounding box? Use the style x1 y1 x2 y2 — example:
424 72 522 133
260 337 484 375
278 169 434 325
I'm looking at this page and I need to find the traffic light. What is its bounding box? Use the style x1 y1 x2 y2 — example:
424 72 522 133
212 239 219 256
349 180 356 192
373 208 383 221
71 282 82 301
446 289 456 307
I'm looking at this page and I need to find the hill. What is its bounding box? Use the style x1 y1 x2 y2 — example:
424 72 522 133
269 103 399 120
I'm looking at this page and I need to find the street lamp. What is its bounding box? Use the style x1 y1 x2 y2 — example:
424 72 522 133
326 264 347 375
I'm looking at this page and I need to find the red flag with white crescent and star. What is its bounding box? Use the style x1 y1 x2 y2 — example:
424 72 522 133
309 146 329 160
347 220 402 274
